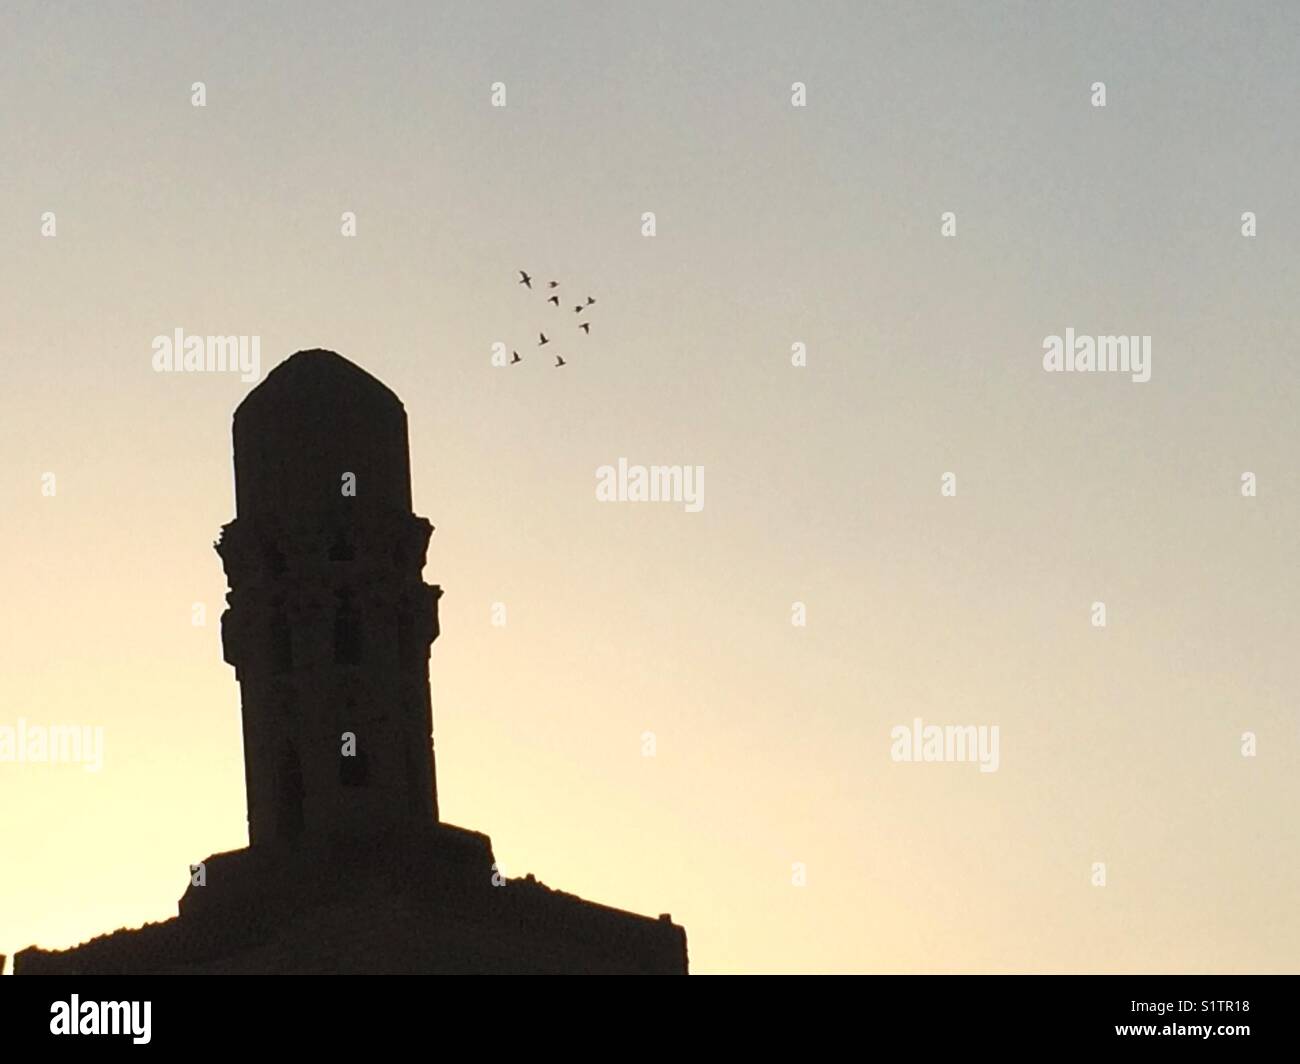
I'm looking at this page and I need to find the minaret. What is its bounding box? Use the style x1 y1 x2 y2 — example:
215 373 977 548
17 345 689 974
215 350 441 847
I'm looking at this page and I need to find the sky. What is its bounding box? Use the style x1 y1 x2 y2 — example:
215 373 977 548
2 0 1299 973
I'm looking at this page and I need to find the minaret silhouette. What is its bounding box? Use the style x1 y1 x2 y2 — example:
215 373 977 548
15 348 688 974
216 350 441 846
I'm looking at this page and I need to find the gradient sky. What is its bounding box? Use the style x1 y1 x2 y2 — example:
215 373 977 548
3 1 1299 973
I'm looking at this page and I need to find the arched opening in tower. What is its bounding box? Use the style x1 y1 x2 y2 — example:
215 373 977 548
340 744 370 788
397 603 418 667
329 527 355 562
270 608 292 674
277 742 305 841
334 589 363 665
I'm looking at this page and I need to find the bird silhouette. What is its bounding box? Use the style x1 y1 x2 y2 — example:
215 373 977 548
548 281 560 288
538 332 549 346
518 270 532 288
547 295 560 306
574 305 584 314
555 355 566 367
579 322 591 334
585 296 596 306
510 350 521 364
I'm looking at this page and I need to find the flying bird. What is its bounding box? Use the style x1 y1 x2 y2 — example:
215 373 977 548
518 270 532 288
555 355 566 367
510 350 521 364
548 280 559 288
574 305 584 313
538 332 549 346
585 296 596 306
579 322 591 334
548 295 560 306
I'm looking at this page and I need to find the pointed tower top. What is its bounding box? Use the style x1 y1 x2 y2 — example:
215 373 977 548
232 349 413 519
238 349 404 411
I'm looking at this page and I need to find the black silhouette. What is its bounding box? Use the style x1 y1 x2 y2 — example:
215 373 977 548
555 355 566 367
574 305 584 313
547 295 559 306
518 270 532 288
548 280 559 288
510 350 521 364
13 350 686 976
538 332 549 346
579 323 591 334
585 296 596 306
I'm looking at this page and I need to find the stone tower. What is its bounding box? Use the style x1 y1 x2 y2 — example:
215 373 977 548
215 350 441 846
16 348 688 974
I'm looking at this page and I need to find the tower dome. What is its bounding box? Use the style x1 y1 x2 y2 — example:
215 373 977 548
232 349 413 519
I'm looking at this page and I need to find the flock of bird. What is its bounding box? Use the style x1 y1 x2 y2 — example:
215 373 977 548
515 270 595 367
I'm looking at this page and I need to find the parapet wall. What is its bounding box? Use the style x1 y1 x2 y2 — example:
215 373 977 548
16 827 687 975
